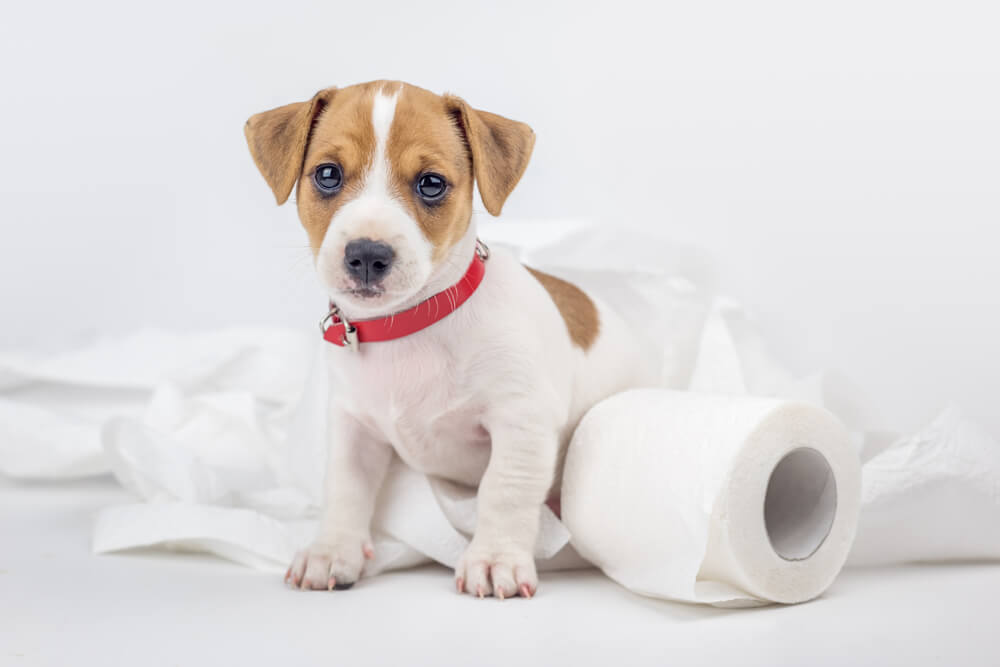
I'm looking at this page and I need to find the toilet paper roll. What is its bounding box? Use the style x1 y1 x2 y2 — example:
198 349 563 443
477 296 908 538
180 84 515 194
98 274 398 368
561 389 861 606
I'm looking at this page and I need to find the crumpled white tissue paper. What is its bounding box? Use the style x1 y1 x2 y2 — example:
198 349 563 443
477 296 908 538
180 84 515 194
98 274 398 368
1 219 999 586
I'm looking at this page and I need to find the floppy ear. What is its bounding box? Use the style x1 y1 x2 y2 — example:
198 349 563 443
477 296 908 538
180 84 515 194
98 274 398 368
445 96 535 217
244 87 337 205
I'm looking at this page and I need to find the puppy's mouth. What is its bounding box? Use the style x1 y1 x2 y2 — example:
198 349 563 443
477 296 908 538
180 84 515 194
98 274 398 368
345 286 385 299
333 282 422 317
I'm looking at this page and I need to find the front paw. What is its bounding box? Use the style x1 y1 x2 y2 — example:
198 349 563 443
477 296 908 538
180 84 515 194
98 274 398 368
455 541 538 599
286 535 374 591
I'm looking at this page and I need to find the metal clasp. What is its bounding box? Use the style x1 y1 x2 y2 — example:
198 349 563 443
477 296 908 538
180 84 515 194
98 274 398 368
475 238 491 261
319 304 359 351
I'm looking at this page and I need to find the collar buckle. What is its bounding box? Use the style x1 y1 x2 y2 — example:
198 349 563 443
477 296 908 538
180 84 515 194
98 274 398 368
475 238 491 261
319 305 359 351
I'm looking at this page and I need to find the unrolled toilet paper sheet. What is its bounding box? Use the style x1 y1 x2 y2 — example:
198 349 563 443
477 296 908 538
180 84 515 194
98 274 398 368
1 221 999 596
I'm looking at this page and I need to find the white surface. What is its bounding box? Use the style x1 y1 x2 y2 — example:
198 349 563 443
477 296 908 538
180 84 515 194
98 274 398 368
3 475 999 667
1 0 999 438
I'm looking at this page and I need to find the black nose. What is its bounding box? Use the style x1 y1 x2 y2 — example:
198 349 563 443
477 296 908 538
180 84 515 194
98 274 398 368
343 239 395 285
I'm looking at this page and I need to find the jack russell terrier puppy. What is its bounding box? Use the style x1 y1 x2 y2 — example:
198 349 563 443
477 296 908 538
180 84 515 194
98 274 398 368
245 80 649 599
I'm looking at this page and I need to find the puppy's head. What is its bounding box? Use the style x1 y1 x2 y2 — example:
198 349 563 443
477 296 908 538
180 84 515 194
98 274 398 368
245 81 534 315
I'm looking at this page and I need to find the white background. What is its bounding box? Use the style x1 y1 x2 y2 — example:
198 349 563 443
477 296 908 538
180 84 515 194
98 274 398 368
2 0 998 436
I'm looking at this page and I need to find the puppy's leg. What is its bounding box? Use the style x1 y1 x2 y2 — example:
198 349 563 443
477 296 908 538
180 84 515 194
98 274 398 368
288 406 392 591
456 409 558 599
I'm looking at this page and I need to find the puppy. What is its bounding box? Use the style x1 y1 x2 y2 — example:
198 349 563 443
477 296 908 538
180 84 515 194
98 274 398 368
245 80 649 598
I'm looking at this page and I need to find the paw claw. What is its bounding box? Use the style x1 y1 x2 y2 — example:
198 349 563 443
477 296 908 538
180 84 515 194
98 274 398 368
455 543 537 601
288 538 368 593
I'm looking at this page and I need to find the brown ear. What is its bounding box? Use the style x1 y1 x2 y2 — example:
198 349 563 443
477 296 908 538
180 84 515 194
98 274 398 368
244 87 337 205
445 96 535 217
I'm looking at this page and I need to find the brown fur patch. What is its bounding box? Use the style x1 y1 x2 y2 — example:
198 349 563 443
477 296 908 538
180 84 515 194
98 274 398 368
445 95 535 217
385 85 474 261
296 83 382 251
244 87 337 206
527 268 600 350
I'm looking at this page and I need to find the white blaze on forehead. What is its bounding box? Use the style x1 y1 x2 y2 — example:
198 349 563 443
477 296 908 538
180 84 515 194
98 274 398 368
366 88 400 198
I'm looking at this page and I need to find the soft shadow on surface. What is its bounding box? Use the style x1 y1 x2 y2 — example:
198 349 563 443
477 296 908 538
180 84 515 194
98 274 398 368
514 568 794 622
99 545 257 570
290 563 764 621
0 472 118 490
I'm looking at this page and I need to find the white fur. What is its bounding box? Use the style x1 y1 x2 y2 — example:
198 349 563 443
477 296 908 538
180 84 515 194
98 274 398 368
288 89 655 597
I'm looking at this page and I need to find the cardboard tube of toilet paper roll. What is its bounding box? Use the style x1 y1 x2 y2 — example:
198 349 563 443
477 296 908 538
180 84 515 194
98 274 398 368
561 389 860 606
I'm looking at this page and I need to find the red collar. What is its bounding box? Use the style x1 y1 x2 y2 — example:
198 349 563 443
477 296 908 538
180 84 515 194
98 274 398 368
320 240 489 350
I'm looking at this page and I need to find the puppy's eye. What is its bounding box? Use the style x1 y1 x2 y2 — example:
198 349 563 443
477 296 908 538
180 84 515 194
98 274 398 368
415 173 447 202
313 163 343 194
